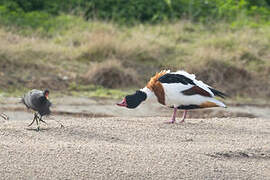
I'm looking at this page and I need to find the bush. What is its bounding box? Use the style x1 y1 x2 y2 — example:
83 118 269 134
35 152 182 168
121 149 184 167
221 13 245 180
84 0 270 24
0 5 82 36
191 60 269 97
84 59 139 88
1 0 270 26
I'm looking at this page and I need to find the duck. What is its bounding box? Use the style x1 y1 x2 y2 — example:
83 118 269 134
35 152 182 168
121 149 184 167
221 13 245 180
117 70 227 123
22 89 63 130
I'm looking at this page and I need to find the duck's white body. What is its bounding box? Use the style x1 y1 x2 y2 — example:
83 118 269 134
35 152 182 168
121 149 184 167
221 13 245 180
141 70 226 109
140 70 227 122
118 70 227 123
162 83 226 108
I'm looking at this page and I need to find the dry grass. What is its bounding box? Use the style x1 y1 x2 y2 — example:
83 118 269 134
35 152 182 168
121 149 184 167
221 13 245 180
84 59 139 88
191 60 266 97
0 20 269 99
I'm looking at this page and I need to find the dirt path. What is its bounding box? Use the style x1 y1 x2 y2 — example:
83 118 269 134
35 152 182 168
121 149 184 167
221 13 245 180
0 97 270 179
0 114 270 179
1 96 270 118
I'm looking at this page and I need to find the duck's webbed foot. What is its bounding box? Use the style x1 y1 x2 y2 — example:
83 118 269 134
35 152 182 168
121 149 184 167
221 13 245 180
165 107 177 124
180 110 187 123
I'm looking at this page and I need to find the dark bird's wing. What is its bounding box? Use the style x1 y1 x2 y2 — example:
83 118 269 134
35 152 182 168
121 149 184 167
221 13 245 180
37 98 52 116
22 89 42 110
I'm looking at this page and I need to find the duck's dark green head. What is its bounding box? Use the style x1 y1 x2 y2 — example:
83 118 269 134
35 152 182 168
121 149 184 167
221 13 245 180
117 90 147 109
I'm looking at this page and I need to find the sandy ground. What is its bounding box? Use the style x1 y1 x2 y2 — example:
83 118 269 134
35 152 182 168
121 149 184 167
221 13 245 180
0 97 270 179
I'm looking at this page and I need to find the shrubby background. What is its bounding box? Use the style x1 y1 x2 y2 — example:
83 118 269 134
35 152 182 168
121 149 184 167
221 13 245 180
0 0 269 101
1 0 270 24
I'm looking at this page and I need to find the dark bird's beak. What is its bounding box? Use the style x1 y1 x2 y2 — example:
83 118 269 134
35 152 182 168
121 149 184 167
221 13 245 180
117 98 127 107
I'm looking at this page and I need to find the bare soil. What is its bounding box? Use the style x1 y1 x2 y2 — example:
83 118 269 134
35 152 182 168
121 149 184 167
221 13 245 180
0 97 270 179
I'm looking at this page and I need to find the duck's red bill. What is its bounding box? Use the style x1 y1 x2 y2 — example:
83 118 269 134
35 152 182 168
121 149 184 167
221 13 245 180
117 98 127 107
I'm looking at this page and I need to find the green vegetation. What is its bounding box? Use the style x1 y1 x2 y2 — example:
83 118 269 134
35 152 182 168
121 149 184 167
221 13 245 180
1 0 270 25
0 1 269 101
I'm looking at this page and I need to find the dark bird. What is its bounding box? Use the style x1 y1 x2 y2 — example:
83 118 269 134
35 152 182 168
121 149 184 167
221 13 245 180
117 70 228 123
22 89 63 130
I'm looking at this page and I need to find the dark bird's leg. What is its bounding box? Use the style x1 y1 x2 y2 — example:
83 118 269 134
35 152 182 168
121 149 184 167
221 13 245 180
28 113 38 127
58 121 64 128
39 116 47 125
40 116 64 128
0 113 9 120
180 110 187 123
52 118 64 128
35 114 40 131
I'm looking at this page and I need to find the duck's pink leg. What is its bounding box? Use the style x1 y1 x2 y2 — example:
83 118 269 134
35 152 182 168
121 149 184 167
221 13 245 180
169 107 177 123
180 110 187 123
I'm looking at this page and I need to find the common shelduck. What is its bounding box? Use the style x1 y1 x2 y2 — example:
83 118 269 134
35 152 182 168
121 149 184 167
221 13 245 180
22 89 63 130
117 70 227 123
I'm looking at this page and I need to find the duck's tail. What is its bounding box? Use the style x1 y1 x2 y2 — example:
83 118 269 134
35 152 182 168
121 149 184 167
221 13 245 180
200 98 227 108
209 88 229 99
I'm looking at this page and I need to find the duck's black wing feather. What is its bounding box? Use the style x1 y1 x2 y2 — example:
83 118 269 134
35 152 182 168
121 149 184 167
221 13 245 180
158 73 196 85
209 88 228 99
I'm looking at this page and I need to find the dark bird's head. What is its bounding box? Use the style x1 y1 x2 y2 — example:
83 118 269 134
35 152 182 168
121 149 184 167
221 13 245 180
43 89 50 99
117 90 147 109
